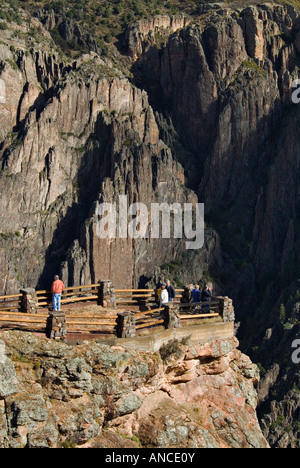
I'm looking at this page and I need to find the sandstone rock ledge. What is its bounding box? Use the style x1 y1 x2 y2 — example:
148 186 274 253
0 331 269 448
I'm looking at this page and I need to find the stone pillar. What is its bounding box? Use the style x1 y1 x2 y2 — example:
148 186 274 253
217 297 235 322
98 280 116 309
46 311 67 340
116 312 136 338
20 288 39 314
163 303 181 329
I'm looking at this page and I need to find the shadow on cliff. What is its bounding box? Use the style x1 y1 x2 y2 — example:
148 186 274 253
37 112 115 289
130 41 300 333
130 45 220 193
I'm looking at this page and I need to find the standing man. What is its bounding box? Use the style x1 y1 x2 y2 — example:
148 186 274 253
201 285 212 313
191 285 201 313
191 285 201 303
51 275 64 312
166 280 176 302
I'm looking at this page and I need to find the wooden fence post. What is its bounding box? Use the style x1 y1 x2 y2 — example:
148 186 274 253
98 280 117 309
116 312 136 338
20 288 39 314
163 303 181 329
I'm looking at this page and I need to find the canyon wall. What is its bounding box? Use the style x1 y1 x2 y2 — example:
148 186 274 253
129 3 300 314
0 10 219 292
1 3 299 299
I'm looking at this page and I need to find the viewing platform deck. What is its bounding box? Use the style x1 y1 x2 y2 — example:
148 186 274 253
0 281 235 346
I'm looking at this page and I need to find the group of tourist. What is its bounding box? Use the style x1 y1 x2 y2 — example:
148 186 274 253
191 284 212 313
156 280 212 311
51 275 212 313
191 284 212 304
156 280 176 306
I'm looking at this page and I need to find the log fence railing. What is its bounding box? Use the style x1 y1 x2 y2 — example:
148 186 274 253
0 282 235 339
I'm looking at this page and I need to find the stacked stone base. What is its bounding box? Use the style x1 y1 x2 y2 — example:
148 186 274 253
218 297 235 322
20 288 39 314
46 312 67 340
116 312 136 338
98 280 116 309
163 303 181 329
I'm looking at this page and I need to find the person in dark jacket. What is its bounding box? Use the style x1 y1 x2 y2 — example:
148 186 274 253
191 285 201 303
201 285 211 313
166 280 176 302
191 285 201 314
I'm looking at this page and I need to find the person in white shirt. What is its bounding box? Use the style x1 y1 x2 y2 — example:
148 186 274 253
160 284 169 307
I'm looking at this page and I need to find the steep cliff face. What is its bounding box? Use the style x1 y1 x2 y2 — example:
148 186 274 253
126 6 300 445
1 2 299 297
0 330 268 448
132 3 300 293
0 6 220 292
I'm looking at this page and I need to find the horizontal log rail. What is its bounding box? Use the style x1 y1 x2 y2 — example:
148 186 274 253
0 309 117 334
0 294 22 300
180 313 220 319
0 283 234 338
0 285 188 311
179 301 220 307
115 289 154 293
136 320 165 330
38 295 99 307
0 298 22 304
67 321 114 326
35 284 99 295
135 308 164 319
0 311 48 318
0 317 46 324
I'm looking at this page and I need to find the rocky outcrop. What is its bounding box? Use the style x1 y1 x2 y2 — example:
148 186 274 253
260 390 300 449
0 330 268 448
257 363 280 405
35 8 100 54
126 15 191 59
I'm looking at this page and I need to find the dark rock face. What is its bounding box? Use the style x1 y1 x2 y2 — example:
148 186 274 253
130 4 300 311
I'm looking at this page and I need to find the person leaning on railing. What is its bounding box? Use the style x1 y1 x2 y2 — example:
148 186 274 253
191 285 201 314
201 285 212 314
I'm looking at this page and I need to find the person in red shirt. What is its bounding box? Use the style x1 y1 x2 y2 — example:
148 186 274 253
51 275 64 311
